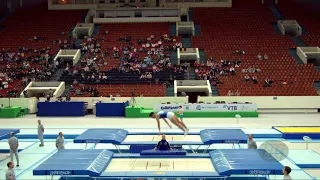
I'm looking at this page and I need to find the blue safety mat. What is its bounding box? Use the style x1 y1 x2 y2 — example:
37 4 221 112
0 129 20 140
33 149 114 177
210 149 283 176
100 171 220 178
200 129 248 144
113 153 210 158
73 129 128 144
140 150 187 155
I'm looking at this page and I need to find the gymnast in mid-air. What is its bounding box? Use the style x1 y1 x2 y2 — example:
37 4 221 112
149 111 189 136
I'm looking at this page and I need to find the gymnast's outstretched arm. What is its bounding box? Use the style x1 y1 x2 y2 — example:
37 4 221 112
162 118 172 129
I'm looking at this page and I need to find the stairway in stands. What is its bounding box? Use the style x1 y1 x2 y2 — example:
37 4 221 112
0 9 11 24
194 24 201 36
199 50 207 63
169 24 176 36
92 24 101 37
270 22 282 35
170 50 178 65
270 5 285 20
270 5 307 48
291 36 307 47
288 48 304 64
313 81 320 95
185 67 196 80
188 9 193 21
182 37 192 48
166 85 174 96
211 85 219 96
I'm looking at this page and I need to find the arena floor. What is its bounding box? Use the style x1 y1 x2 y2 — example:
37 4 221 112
0 113 320 179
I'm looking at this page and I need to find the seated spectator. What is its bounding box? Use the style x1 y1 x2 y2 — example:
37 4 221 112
48 89 54 97
23 91 28 98
264 54 268 60
247 67 256 73
257 53 262 60
146 72 152 79
207 59 212 66
116 93 121 97
252 76 258 84
91 88 99 97
234 90 240 96
45 95 51 102
73 79 78 85
65 95 71 102
140 73 146 79
264 78 273 87
75 89 84 96
227 90 233 96
57 96 63 102
87 86 93 92
209 56 214 62
102 73 108 82
244 74 250 81
229 66 235 75
84 66 89 72
155 78 159 84
233 50 240 55
220 69 228 76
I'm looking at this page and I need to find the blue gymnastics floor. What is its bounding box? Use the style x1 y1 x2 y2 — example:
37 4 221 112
0 136 318 179
0 115 320 179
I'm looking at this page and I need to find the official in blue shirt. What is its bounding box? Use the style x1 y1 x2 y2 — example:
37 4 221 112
154 134 171 151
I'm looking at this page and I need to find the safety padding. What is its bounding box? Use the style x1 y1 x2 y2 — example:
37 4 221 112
200 129 248 144
210 149 283 176
140 150 187 155
130 145 155 153
33 149 114 176
73 129 128 144
0 129 20 140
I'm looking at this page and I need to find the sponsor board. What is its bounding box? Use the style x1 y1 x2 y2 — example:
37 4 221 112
154 104 257 112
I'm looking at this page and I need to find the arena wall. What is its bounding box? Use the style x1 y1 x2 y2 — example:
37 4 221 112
1 96 319 114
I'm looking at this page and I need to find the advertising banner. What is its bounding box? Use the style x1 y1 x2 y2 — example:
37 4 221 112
154 103 257 112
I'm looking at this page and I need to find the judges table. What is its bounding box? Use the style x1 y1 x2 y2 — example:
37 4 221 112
0 106 21 118
37 102 85 116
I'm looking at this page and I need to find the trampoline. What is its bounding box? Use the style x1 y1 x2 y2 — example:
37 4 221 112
33 149 284 178
73 128 248 153
0 129 20 140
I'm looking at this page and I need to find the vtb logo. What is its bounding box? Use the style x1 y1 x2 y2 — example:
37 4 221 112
227 106 237 111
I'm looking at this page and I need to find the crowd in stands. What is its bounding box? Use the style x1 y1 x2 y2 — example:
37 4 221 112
194 50 277 90
69 33 182 94
0 47 56 97
194 52 244 84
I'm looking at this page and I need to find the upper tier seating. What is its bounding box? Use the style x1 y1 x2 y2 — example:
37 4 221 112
71 84 166 97
81 23 181 71
68 22 183 96
277 0 320 47
192 1 320 96
0 5 86 50
0 5 86 97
